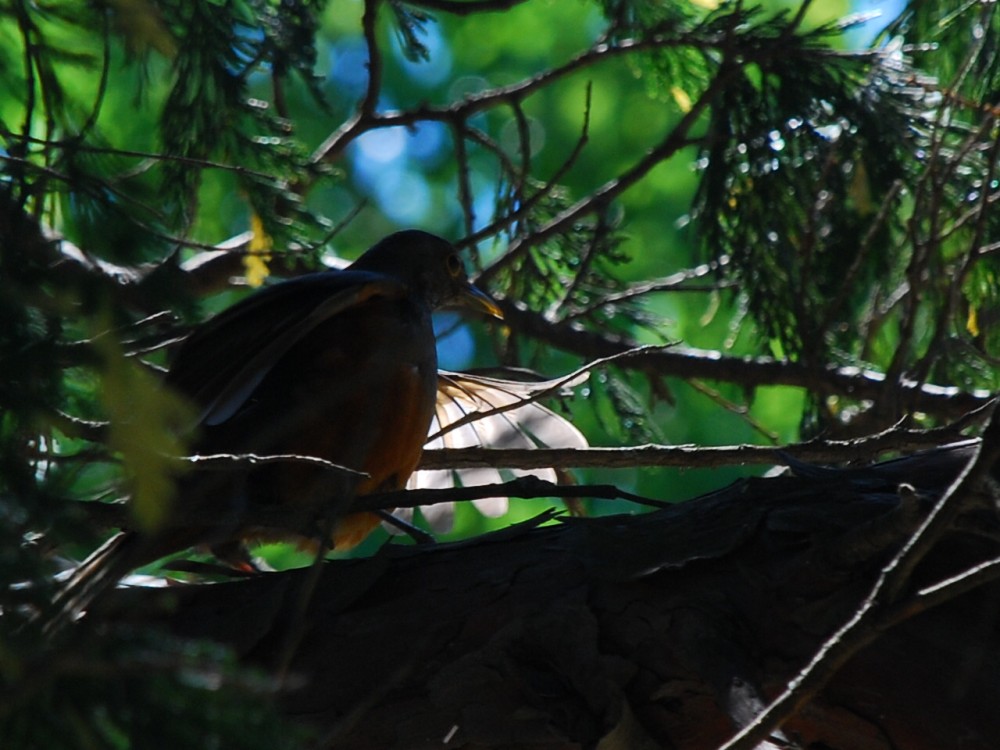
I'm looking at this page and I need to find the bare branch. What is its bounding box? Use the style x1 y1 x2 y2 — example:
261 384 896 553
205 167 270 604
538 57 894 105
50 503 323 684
453 121 477 237
360 0 383 119
888 555 1000 624
181 452 367 478
461 88 591 248
356 475 667 513
418 431 981 472
311 34 696 165
566 255 732 321
499 301 994 418
479 62 728 284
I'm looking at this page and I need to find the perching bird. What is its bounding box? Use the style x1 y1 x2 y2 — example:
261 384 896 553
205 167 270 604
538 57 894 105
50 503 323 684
56 230 502 621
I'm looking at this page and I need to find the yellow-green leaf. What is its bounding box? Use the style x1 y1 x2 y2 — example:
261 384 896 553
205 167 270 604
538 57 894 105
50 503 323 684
92 313 195 531
670 86 693 113
968 306 980 337
244 212 273 288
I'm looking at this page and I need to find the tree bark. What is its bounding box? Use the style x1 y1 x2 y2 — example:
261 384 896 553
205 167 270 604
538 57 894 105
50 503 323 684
104 442 1000 749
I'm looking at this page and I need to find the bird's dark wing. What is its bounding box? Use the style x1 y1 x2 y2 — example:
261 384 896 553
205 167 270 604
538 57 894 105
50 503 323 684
166 270 407 426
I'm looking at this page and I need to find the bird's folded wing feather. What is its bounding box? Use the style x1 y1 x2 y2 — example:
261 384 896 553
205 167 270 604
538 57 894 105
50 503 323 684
165 271 406 426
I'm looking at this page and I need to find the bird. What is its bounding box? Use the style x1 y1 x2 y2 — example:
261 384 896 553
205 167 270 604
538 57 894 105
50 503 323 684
55 229 502 621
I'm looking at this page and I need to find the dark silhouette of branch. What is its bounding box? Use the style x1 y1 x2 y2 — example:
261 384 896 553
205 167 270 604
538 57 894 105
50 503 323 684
405 0 532 15
359 0 382 119
498 300 994 418
95 440 1000 750
477 62 726 284
309 32 728 165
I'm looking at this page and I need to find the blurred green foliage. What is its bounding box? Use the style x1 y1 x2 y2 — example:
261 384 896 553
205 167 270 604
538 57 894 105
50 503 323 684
2 0 998 746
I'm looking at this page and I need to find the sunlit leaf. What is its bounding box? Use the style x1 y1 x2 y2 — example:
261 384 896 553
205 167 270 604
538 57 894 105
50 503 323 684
670 85 693 112
967 307 980 337
91 313 194 531
245 211 273 287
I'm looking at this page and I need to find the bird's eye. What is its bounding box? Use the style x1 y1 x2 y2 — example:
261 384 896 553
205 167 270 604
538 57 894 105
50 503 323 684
446 254 463 277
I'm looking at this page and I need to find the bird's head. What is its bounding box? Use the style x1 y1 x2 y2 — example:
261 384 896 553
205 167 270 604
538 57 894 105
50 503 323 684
350 230 503 319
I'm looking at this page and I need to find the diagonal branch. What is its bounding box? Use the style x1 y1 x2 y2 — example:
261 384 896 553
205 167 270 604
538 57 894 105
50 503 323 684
310 33 700 166
477 63 725 284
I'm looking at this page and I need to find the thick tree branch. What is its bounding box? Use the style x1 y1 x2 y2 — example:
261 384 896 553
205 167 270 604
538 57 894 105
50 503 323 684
498 301 994 418
97 441 1000 750
718 402 1000 750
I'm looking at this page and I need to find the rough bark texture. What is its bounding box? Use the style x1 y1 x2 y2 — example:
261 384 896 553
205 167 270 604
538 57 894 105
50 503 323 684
103 443 1000 749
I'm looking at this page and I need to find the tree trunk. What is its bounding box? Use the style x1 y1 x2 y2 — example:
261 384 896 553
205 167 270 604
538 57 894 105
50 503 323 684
104 442 1000 749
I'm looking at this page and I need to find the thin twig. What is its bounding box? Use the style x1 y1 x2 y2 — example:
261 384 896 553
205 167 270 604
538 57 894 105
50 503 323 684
418 430 980 472
686 379 781 444
478 69 726 284
360 0 383 119
311 34 699 166
453 121 476 237
886 555 1000 625
566 255 732 321
355 475 669 513
461 84 592 249
181 452 367 477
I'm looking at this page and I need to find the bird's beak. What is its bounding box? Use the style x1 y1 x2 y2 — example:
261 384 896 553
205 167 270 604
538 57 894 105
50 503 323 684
459 282 504 320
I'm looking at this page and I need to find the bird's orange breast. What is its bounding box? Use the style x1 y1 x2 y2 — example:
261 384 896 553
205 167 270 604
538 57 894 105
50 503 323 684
230 293 437 547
